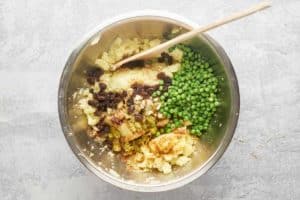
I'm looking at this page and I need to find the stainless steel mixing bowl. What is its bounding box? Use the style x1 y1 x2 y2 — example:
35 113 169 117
58 11 240 192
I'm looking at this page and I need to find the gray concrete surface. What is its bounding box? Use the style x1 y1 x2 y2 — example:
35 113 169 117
0 0 299 199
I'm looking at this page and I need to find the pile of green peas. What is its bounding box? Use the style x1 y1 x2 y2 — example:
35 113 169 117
153 44 220 136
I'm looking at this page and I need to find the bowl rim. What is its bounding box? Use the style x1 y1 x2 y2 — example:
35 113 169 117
58 10 240 192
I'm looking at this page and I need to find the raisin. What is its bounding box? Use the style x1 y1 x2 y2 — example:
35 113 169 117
122 60 145 69
157 72 167 80
99 83 107 91
166 55 173 65
158 56 164 63
87 77 96 85
128 105 135 114
86 67 104 85
130 83 160 98
134 113 143 122
96 121 110 134
94 94 105 101
102 124 110 133
88 100 99 108
121 90 127 98
94 110 102 116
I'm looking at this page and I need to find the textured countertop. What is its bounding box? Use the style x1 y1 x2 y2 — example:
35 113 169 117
0 0 299 199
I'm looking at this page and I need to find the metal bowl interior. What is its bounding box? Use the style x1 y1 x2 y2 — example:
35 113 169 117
58 13 240 192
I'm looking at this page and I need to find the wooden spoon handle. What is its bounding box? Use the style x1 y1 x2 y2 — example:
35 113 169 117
114 1 271 69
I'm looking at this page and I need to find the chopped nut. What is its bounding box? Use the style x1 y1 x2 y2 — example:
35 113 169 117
183 121 192 126
145 99 153 106
110 116 123 125
173 126 188 134
94 136 105 143
140 100 146 109
146 110 153 116
153 98 159 102
134 95 143 101
117 102 124 109
107 108 113 114
157 113 164 119
157 119 169 128
156 104 161 110
87 129 97 138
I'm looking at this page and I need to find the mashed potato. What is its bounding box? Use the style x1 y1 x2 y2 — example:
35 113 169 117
127 131 196 174
77 88 100 126
95 37 161 71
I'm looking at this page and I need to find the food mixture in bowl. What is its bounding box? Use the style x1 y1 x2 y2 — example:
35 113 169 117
74 34 220 174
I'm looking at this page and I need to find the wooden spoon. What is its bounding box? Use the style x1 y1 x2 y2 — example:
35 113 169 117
112 1 271 70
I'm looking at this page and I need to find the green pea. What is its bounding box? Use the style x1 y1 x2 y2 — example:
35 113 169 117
157 44 219 138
